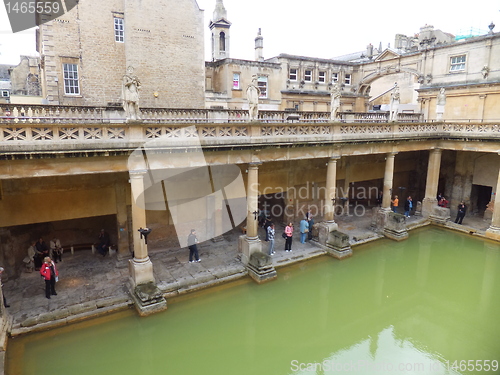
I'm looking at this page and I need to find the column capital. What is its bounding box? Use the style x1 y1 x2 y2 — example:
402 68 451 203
328 156 341 162
430 148 442 154
386 152 398 158
129 169 148 178
248 162 261 169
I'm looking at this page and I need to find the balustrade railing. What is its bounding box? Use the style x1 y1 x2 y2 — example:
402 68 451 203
1 118 500 155
0 104 427 124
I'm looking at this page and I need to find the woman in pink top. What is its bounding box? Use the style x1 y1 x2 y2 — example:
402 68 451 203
285 222 294 252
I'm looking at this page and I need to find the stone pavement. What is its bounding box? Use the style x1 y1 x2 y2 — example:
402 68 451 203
1 206 492 337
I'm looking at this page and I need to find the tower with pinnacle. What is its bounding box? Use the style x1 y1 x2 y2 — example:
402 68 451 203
209 0 231 60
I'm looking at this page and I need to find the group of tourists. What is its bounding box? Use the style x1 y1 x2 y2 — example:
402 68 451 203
262 209 315 255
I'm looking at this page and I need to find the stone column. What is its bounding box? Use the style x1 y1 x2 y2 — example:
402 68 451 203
324 157 339 222
129 170 155 287
240 163 262 264
486 165 500 240
422 149 442 217
318 157 340 246
115 181 130 259
382 152 397 210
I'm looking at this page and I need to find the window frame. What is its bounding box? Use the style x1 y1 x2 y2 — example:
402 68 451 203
232 72 240 90
62 63 80 95
114 17 124 43
344 73 352 85
332 72 339 83
449 54 466 72
257 76 268 99
289 68 298 81
318 71 326 83
1 90 9 97
304 70 312 82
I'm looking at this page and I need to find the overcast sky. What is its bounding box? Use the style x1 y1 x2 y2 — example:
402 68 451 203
1 0 499 65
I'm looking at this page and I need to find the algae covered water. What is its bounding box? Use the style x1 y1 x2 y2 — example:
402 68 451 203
6 227 500 375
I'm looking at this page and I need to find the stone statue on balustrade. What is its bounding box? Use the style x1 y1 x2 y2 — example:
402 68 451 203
436 87 446 121
246 75 260 122
330 82 341 122
122 66 141 122
389 83 400 122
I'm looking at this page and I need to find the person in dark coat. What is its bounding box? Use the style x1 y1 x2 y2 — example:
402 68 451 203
455 202 467 224
187 229 200 263
35 238 49 270
97 229 110 257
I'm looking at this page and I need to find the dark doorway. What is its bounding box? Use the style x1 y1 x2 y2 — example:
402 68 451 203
471 184 492 215
258 193 285 226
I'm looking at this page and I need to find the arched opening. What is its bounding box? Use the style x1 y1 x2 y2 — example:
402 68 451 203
219 32 226 52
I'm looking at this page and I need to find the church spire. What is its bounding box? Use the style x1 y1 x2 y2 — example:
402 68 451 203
213 0 227 22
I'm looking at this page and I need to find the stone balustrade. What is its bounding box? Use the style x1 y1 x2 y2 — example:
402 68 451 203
1 119 500 155
0 104 425 124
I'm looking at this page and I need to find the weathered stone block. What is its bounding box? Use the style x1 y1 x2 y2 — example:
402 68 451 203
383 212 409 241
247 251 277 284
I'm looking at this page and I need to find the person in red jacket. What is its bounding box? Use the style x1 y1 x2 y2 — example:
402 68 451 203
40 256 58 299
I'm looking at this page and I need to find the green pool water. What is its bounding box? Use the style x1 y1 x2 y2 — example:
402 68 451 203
6 227 500 375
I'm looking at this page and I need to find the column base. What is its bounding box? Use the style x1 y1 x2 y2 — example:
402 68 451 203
422 198 438 218
325 230 353 259
485 226 500 241
317 221 339 246
127 281 167 317
129 257 155 287
239 235 262 265
383 212 408 241
428 207 451 225
247 251 277 284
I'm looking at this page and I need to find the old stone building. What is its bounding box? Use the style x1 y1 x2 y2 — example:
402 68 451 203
37 0 205 109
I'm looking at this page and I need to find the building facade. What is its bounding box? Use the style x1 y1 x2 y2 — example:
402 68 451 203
37 0 206 109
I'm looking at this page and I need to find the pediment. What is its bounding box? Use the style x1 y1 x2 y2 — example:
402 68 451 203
209 18 232 28
374 49 401 62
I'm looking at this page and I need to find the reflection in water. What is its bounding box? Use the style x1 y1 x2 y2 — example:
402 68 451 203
7 228 500 375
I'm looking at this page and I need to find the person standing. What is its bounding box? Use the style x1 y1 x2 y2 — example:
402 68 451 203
50 237 63 263
455 202 467 224
391 195 399 213
299 218 309 244
306 209 314 241
404 196 413 218
187 229 200 263
97 229 110 257
35 238 49 270
284 222 294 252
267 223 275 255
40 257 58 299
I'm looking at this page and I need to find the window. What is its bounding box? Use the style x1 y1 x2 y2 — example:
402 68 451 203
258 76 267 98
332 73 339 83
344 74 351 85
220 32 226 52
318 71 326 83
289 68 297 81
450 55 466 72
114 17 124 42
304 70 312 81
232 73 240 90
1 90 9 97
63 63 80 95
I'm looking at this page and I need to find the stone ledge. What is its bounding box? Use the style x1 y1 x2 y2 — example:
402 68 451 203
11 301 132 337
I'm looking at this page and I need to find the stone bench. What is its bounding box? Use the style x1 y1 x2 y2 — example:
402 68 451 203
63 243 96 255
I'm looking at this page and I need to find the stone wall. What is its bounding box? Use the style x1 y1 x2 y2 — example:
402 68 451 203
39 0 205 108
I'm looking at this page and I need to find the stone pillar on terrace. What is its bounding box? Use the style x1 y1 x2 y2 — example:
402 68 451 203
240 163 276 283
422 149 442 218
382 152 397 210
485 165 500 241
115 181 131 259
240 163 262 265
317 157 339 246
372 152 402 234
128 170 166 316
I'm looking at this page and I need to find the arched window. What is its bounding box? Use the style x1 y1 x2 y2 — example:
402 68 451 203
219 32 226 52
